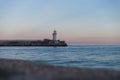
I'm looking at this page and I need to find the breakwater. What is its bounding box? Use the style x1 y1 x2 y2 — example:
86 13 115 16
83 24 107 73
0 39 67 46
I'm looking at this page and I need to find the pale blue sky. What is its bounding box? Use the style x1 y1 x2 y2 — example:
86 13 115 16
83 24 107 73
0 0 120 43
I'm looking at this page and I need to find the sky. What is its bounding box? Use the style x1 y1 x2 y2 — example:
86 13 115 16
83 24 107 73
0 0 120 43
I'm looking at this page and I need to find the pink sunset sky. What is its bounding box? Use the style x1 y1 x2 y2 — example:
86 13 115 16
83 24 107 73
0 0 120 44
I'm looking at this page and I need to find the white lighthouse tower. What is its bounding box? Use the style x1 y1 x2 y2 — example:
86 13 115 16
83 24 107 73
53 30 57 43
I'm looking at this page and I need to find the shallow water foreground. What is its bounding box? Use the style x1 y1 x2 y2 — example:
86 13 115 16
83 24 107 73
0 59 120 80
0 44 120 69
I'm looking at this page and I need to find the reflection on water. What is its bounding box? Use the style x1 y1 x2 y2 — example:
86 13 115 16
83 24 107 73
0 44 120 69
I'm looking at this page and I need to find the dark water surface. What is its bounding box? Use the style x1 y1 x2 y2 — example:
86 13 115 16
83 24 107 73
0 44 120 69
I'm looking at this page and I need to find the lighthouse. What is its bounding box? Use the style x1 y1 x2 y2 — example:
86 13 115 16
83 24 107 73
53 30 57 43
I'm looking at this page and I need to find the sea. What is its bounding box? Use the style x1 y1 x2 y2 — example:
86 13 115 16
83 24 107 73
0 44 120 70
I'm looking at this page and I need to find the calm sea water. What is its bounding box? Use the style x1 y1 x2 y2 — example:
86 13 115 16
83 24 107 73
0 44 120 69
